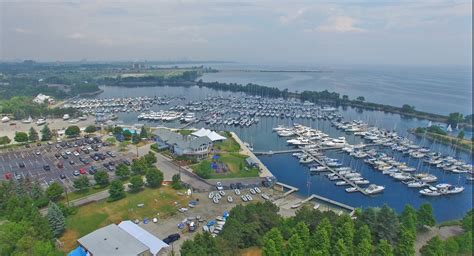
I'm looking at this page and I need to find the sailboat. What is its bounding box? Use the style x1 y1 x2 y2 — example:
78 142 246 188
22 116 32 124
446 124 453 132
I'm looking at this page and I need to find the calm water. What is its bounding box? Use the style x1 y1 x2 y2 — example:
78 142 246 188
200 64 472 115
96 84 472 222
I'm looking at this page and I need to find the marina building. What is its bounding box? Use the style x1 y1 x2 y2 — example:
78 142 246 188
155 128 215 158
76 221 168 256
33 93 55 104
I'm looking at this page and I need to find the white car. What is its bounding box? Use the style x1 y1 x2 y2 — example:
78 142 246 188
216 182 224 190
152 218 158 223
65 150 71 155
73 151 80 156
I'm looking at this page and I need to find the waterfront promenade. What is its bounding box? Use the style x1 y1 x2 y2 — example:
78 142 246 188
229 131 275 178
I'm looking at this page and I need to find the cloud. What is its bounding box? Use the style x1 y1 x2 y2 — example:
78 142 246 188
67 32 85 39
317 16 365 32
12 27 32 34
279 8 306 24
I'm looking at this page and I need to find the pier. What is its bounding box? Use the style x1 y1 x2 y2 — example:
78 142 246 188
298 194 355 214
303 149 369 195
230 132 275 178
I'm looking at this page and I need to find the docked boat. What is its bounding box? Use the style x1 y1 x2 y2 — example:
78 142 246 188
365 184 385 194
346 187 358 193
63 114 70 120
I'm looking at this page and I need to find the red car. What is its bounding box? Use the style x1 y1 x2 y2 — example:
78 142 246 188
4 172 12 180
79 168 86 175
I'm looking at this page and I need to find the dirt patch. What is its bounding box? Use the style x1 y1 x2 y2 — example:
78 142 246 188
59 229 80 252
240 247 262 256
415 225 464 255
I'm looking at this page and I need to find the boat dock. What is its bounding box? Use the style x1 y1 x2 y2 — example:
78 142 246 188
253 143 382 155
303 149 369 195
299 194 355 214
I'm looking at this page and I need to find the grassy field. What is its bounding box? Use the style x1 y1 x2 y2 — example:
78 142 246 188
213 132 241 152
60 186 187 252
191 152 259 179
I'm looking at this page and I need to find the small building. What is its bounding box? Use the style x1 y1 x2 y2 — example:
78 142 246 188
118 221 169 256
77 224 151 256
33 93 55 104
155 128 213 158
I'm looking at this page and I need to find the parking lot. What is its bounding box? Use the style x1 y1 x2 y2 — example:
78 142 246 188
0 136 135 191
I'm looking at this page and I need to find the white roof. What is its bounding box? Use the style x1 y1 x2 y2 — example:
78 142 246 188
118 221 168 256
191 128 226 141
191 128 211 137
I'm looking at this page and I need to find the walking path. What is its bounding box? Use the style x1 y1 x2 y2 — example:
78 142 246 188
229 132 274 178
414 225 464 255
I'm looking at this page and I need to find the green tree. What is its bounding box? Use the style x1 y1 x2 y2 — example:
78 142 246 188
375 205 399 243
456 231 472 254
262 238 278 256
342 95 349 101
46 202 65 237
443 237 459 255
131 158 148 175
139 126 148 138
14 132 28 142
395 227 416 256
461 209 473 232
457 130 465 140
375 239 393 256
41 125 52 141
28 127 39 141
73 175 90 191
145 167 163 188
263 228 284 255
30 182 48 207
356 238 373 256
108 180 125 201
129 175 144 192
295 222 310 250
144 151 157 165
85 125 96 133
417 203 436 231
115 163 131 180
46 182 64 201
420 236 444 256
180 233 221 256
171 173 183 189
400 204 417 233
94 170 109 187
402 104 416 113
447 112 464 126
65 125 80 137
333 238 349 256
287 233 305 256
311 224 330 256
354 224 372 249
318 217 332 238
122 129 132 140
113 126 123 135
132 133 140 144
332 214 354 251
0 135 11 145
356 96 365 102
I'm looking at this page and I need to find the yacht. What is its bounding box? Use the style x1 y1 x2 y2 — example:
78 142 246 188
62 114 70 120
365 184 385 194
345 187 358 193
183 113 197 123
445 186 464 194
419 187 441 196
406 181 427 188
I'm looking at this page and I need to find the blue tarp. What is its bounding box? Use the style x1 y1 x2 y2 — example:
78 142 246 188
68 246 87 256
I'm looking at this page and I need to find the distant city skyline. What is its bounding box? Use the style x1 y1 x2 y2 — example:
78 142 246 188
0 0 471 66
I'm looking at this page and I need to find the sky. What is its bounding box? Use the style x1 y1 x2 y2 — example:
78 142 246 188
0 0 472 65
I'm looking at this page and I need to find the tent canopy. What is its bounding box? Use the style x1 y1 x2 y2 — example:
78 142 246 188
191 128 226 142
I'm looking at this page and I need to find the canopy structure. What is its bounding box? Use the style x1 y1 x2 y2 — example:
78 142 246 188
191 128 226 142
118 220 169 256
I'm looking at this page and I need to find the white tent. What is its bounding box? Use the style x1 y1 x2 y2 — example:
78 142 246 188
191 128 226 142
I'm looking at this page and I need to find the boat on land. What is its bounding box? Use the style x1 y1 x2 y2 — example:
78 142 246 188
36 118 46 125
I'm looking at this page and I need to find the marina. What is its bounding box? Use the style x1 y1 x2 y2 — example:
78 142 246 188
64 85 472 221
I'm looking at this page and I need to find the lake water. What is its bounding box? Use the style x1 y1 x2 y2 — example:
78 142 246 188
200 64 472 116
95 84 472 222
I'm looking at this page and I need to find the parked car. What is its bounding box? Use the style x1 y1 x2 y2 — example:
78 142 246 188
43 165 50 171
59 174 66 179
79 168 86 175
18 162 25 168
73 170 80 176
57 162 64 168
163 233 181 244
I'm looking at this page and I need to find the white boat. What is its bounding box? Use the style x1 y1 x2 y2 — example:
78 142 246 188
407 181 427 188
213 197 219 204
345 187 358 193
336 181 348 186
1 116 10 123
313 204 320 210
208 192 215 199
365 184 385 194
419 188 441 196
435 183 451 189
227 196 233 203
22 116 32 124
234 189 241 195
246 194 253 201
254 187 261 193
36 118 46 125
63 114 70 120
250 188 256 194
219 190 225 196
446 186 464 194
241 195 248 202
261 194 270 200
79 115 88 121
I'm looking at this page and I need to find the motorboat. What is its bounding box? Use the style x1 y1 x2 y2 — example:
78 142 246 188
246 194 253 201
365 184 385 194
234 189 241 195
22 116 32 124
254 187 261 193
227 196 233 203
419 188 441 196
261 194 270 200
250 188 256 194
346 187 358 193
63 114 70 120
36 118 46 125
406 181 427 188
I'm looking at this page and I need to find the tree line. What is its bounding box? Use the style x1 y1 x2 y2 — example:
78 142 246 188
180 202 472 256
